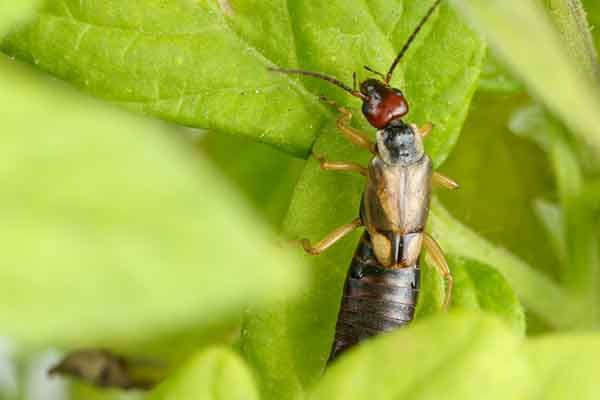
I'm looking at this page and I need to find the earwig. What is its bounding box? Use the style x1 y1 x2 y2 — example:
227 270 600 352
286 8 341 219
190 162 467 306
271 0 457 363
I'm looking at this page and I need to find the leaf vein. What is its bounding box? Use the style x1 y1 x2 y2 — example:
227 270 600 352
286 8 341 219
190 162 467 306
120 31 140 65
44 12 224 37
207 3 325 112
61 0 74 19
119 85 281 105
73 24 90 53
44 7 329 123
282 0 299 68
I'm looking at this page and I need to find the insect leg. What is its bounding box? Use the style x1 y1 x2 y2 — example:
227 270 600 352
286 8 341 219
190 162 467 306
319 96 376 153
313 152 367 176
418 122 434 137
423 233 453 311
300 218 363 255
432 172 459 190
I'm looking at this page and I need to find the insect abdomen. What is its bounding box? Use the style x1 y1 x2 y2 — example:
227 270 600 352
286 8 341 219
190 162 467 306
328 232 419 363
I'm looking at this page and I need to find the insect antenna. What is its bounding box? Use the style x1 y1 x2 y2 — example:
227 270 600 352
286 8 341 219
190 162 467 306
268 67 368 100
363 65 385 80
385 0 442 84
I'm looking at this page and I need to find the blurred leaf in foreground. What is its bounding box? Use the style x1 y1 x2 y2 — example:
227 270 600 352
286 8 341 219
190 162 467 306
0 55 307 350
510 103 600 327
311 313 528 400
547 0 600 83
312 312 600 399
0 0 41 36
478 54 523 93
452 0 600 154
525 334 600 399
148 348 259 400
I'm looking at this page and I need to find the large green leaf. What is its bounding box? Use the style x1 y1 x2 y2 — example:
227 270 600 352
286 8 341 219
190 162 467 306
200 132 305 228
0 0 472 157
525 334 600 399
0 0 487 159
0 55 307 350
311 313 528 400
148 348 259 400
447 256 525 336
0 0 41 36
311 312 600 399
1 0 325 156
239 2 486 398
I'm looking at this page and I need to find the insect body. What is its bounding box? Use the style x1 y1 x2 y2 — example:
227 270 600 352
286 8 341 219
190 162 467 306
271 0 457 363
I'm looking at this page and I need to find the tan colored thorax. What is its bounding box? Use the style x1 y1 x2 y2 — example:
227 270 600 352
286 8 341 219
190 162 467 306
361 154 433 268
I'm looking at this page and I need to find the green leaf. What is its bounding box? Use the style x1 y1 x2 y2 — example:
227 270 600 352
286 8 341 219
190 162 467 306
311 313 529 400
436 92 570 333
447 256 526 336
71 384 143 400
478 53 523 93
533 199 568 265
525 334 600 399
451 0 600 154
239 2 485 398
200 132 305 228
440 92 558 272
429 198 582 329
0 55 307 350
1 0 482 158
312 313 600 399
0 0 41 36
583 180 600 210
1 0 325 156
581 0 600 51
510 103 600 326
148 348 259 400
413 254 526 336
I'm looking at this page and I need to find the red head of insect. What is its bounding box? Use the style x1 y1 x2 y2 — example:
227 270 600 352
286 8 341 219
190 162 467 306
358 78 408 129
269 0 441 130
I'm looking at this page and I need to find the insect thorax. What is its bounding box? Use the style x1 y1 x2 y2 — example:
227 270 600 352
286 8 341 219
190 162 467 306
375 120 424 166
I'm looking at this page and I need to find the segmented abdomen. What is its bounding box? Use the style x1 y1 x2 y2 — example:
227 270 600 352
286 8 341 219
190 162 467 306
328 231 420 363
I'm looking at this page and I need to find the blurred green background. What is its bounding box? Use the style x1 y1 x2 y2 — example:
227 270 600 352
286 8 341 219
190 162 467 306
1 0 600 399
